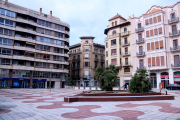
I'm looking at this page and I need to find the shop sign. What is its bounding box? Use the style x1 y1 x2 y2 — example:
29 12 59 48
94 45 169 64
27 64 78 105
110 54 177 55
0 78 9 80
12 78 30 81
33 79 46 81
174 75 180 78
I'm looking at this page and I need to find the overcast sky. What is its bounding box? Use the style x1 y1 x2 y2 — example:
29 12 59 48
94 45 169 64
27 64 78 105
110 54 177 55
9 0 180 45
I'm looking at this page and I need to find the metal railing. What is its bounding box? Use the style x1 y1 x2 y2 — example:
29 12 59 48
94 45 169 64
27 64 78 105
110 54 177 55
121 31 130 36
101 59 105 62
169 30 180 37
94 58 99 62
136 38 144 43
76 66 80 70
171 64 180 68
122 62 131 66
111 52 117 55
71 67 76 70
135 27 144 32
168 17 179 24
137 51 145 56
122 41 130 46
170 46 180 51
122 51 130 56
137 66 146 70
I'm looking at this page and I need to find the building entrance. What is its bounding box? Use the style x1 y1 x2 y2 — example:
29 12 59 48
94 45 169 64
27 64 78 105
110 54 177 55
150 73 157 88
21 81 29 88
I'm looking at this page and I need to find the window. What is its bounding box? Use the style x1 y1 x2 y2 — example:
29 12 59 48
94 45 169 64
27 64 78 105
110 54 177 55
85 54 89 59
0 58 10 65
153 17 157 23
36 44 50 52
171 13 175 19
138 23 141 28
33 71 49 78
146 31 149 37
0 28 13 36
37 36 51 43
115 21 117 25
111 58 117 65
150 30 153 36
149 18 152 24
173 40 178 48
124 37 128 44
148 58 151 66
111 49 116 55
100 50 103 53
85 62 89 67
112 22 114 26
35 62 50 68
38 19 52 28
54 48 63 53
174 55 180 66
154 28 158 35
53 56 63 61
157 15 161 22
0 48 11 55
160 40 163 49
54 40 63 46
161 56 165 66
112 30 116 34
0 38 12 46
151 42 154 50
147 43 150 51
54 32 63 38
159 27 162 34
106 51 108 57
106 42 108 48
124 68 130 73
145 19 149 25
138 33 142 40
156 56 160 66
124 28 127 32
52 73 60 78
94 49 98 52
155 41 159 49
84 70 89 76
85 47 89 51
0 18 14 27
172 25 177 32
152 57 155 66
55 24 64 31
0 8 15 18
111 39 116 45
86 41 88 43
37 28 51 35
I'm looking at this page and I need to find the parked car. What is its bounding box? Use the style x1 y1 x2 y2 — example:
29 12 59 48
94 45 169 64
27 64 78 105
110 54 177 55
166 84 180 90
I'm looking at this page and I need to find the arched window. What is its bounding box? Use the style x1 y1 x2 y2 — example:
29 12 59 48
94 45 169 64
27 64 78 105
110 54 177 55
112 30 116 35
174 71 180 75
171 13 175 19
124 28 127 32
161 72 169 76
115 21 117 25
124 68 130 73
112 22 114 26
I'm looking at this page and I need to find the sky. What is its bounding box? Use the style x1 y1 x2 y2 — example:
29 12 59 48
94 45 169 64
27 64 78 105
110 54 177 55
9 0 180 46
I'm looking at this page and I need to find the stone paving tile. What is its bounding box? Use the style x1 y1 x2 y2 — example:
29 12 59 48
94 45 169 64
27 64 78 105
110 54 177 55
0 89 180 120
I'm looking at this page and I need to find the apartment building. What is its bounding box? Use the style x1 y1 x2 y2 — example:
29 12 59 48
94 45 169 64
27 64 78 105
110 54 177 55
131 1 180 89
69 36 105 86
104 14 133 87
0 0 70 89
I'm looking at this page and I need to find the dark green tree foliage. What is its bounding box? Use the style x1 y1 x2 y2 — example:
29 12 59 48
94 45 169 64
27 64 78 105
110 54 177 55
129 69 152 93
95 65 117 91
67 77 74 86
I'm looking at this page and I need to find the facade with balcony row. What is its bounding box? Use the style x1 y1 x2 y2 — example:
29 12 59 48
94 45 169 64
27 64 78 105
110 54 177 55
0 0 70 89
69 36 105 86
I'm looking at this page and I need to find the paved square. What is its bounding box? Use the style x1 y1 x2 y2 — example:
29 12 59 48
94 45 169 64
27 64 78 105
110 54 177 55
0 89 180 120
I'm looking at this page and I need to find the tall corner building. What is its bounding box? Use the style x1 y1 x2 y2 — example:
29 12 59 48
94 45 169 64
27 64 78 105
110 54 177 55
0 0 70 89
131 1 180 89
69 36 105 86
104 14 133 87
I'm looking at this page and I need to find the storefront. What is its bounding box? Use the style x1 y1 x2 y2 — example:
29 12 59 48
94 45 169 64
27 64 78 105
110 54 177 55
174 71 180 85
0 78 9 88
33 79 46 88
161 72 169 89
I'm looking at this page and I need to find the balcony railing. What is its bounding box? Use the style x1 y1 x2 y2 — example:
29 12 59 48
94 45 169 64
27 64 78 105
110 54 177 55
169 30 180 37
170 46 180 51
72 58 80 62
137 66 146 70
136 38 144 43
137 51 145 56
71 75 80 78
76 66 80 70
94 58 99 62
111 52 117 55
122 62 131 66
135 27 144 32
122 51 130 56
69 50 81 54
71 67 76 70
72 59 76 62
101 59 105 62
108 33 121 39
84 57 89 59
168 17 179 24
121 31 130 36
122 41 130 46
171 64 180 68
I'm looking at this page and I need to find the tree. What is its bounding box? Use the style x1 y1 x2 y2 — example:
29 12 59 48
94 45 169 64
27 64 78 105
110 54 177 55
67 77 74 86
95 65 118 91
129 69 152 93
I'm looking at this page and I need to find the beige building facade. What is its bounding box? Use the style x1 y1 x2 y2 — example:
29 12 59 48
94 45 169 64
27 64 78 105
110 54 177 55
104 14 133 87
69 36 105 86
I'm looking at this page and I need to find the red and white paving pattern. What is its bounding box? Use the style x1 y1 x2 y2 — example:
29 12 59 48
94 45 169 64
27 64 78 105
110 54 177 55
0 89 180 120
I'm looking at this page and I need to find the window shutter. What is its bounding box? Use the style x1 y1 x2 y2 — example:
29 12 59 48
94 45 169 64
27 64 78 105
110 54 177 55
156 57 160 66
111 59 117 65
161 56 165 66
150 30 153 36
125 47 128 52
151 42 154 50
160 40 163 48
153 17 157 23
148 58 151 66
155 41 159 49
152 57 155 66
147 43 150 51
154 29 158 35
149 18 152 24
159 27 162 34
146 31 149 37
106 42 108 48
157 15 161 22
115 21 117 25
145 19 148 25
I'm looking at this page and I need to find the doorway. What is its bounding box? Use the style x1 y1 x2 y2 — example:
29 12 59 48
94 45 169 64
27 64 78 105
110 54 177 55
22 81 29 88
150 73 157 88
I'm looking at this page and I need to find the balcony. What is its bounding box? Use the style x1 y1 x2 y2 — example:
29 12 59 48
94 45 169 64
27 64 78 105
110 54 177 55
122 41 130 46
111 52 117 55
136 38 145 44
122 51 131 56
168 17 179 24
122 62 131 66
170 46 180 52
135 27 144 33
70 50 82 55
84 49 90 52
171 64 180 68
72 59 76 62
84 57 89 59
121 31 130 37
76 66 80 70
101 59 105 62
108 33 121 39
71 67 76 70
137 66 146 70
137 51 145 57
94 58 99 62
169 30 180 37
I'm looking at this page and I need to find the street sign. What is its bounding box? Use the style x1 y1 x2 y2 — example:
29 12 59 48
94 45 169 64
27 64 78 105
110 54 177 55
87 75 90 80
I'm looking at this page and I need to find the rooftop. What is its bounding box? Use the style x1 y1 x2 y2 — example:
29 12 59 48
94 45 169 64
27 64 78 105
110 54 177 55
109 14 126 21
79 36 95 39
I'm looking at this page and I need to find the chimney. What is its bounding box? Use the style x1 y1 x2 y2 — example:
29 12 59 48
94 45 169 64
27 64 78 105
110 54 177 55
39 8 42 15
50 11 52 18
